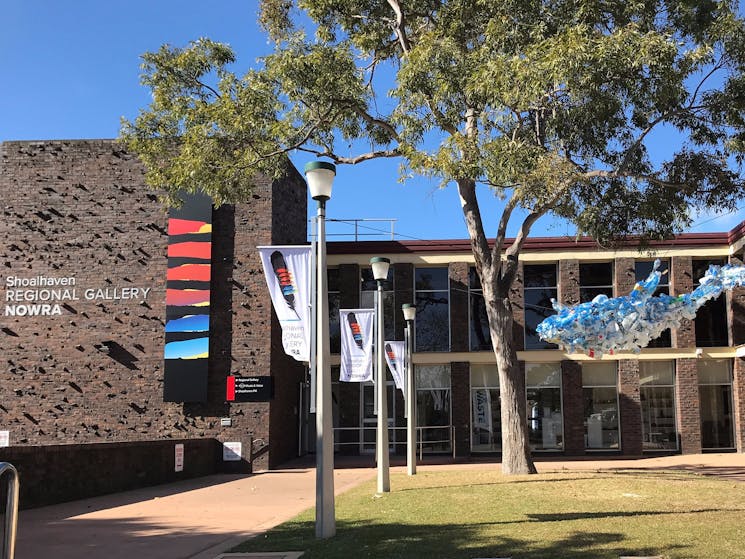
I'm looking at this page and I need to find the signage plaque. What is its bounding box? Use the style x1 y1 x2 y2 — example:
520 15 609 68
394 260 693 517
226 375 274 402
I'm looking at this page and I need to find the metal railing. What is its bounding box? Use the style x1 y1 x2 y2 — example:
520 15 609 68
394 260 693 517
332 425 456 459
0 462 19 559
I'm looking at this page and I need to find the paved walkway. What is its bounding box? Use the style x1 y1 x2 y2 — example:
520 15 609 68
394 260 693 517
13 453 745 559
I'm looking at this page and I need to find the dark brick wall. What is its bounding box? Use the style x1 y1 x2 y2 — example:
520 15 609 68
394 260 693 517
618 359 642 455
449 262 469 352
734 357 745 452
0 439 219 508
671 256 695 348
559 259 580 307
561 360 584 455
675 358 701 454
450 361 470 456
614 258 636 297
0 140 307 497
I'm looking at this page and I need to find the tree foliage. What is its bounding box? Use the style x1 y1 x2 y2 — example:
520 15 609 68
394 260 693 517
122 0 745 473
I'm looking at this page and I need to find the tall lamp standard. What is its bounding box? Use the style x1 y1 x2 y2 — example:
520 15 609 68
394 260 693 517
402 303 417 476
305 160 336 539
370 256 391 493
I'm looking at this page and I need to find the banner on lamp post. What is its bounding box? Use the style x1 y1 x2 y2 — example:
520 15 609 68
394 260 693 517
384 341 406 396
258 246 312 362
339 309 374 382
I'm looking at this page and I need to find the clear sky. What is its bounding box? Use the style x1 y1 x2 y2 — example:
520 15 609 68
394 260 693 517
2 0 743 241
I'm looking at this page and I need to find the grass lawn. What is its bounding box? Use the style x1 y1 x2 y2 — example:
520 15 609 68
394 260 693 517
233 468 745 559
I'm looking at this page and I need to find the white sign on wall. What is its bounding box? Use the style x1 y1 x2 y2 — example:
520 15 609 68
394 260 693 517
0 431 9 447
174 443 184 472
223 441 242 462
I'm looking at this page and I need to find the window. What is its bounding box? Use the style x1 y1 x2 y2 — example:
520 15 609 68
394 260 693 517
360 266 395 340
582 362 619 449
580 262 613 303
699 359 734 449
469 267 491 351
635 260 671 347
524 264 558 349
640 361 677 450
470 364 501 452
526 362 563 450
693 259 728 347
414 267 449 351
416 364 451 452
328 269 341 353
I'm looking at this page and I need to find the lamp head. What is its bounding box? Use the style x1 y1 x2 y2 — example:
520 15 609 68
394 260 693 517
304 161 336 201
402 303 417 322
370 256 391 282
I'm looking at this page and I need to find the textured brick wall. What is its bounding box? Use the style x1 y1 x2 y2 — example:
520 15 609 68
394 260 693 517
449 262 469 352
675 358 701 454
0 140 307 489
729 254 745 345
561 360 585 455
450 361 470 456
671 256 695 348
734 357 745 452
614 258 636 297
509 262 525 350
559 259 580 307
618 359 642 454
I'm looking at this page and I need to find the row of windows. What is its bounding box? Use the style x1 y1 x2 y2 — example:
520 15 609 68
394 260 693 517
327 259 730 353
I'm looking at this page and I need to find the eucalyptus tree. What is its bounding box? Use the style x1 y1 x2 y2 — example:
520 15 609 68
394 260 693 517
122 0 745 474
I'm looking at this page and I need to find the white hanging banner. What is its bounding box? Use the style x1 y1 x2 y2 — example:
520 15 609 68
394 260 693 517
339 309 375 382
258 246 312 362
384 341 406 395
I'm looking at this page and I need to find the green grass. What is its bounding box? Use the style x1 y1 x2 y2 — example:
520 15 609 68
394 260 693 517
233 469 745 558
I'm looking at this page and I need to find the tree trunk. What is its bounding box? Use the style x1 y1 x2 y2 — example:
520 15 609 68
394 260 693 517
482 275 537 475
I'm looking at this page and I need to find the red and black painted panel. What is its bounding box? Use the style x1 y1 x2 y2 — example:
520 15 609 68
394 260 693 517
163 191 213 402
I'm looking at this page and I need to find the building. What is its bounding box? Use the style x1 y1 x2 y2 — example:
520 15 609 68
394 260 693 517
2 139 745 506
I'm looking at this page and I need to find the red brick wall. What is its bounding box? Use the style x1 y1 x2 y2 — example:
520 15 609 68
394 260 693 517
561 360 585 455
559 259 580 307
450 361 470 456
618 359 643 454
675 358 701 454
449 262 469 352
671 256 695 348
734 357 745 452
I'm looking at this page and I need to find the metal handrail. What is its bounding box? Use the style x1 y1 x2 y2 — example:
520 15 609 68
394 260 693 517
332 425 455 458
0 462 19 559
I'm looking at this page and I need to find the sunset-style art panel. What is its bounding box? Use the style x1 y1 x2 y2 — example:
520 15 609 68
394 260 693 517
164 190 213 403
165 314 210 333
167 263 212 282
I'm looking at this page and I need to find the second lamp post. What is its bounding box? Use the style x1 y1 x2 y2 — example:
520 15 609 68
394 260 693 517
370 256 391 493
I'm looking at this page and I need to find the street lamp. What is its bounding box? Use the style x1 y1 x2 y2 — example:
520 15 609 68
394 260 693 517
402 303 417 476
305 160 336 539
371 256 391 493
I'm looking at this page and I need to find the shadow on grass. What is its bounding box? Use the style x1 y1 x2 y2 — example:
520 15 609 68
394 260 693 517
233 519 683 559
527 507 745 523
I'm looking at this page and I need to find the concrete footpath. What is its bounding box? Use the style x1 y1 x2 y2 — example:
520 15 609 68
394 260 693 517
13 453 745 559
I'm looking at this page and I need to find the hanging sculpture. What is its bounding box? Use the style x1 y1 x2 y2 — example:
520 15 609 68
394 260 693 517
536 260 745 357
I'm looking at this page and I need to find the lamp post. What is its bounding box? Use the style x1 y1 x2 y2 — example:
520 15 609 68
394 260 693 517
402 303 417 476
305 160 336 539
370 256 391 493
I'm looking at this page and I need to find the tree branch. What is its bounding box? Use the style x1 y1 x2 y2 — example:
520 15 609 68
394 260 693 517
387 0 412 54
457 178 492 272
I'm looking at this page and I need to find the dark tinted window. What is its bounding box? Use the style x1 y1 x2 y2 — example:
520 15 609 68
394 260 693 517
693 259 728 347
524 264 558 350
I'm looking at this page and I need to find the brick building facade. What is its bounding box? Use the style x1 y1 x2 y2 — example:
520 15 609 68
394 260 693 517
3 139 745 508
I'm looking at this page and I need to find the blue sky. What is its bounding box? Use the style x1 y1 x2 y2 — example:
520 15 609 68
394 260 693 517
2 0 743 241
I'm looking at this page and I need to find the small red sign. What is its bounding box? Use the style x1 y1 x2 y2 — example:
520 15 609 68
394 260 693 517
226 375 236 401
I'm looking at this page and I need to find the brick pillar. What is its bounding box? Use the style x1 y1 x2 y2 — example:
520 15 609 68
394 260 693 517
615 257 636 296
676 358 702 454
449 262 469 352
671 256 695 348
450 361 471 457
734 357 745 453
559 259 580 306
509 261 525 350
394 263 414 341
618 359 643 455
729 254 745 345
561 360 585 455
